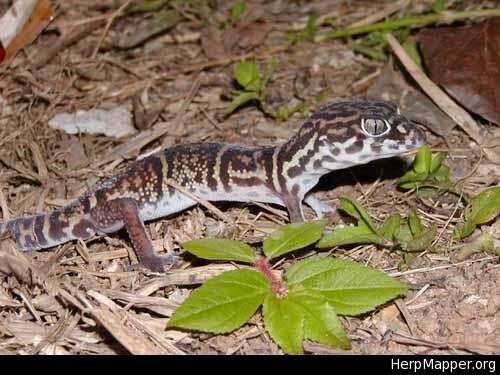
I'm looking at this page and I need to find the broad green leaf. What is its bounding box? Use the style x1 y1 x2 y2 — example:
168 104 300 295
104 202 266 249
289 287 350 349
408 208 423 237
181 238 256 263
286 258 407 315
430 152 447 174
263 220 326 259
263 293 304 354
433 164 450 182
465 186 500 224
413 145 431 175
416 186 441 199
317 225 384 248
455 186 500 239
404 225 436 252
230 0 246 24
397 170 428 188
379 213 401 241
225 91 260 115
394 224 413 243
234 61 260 89
339 197 377 233
168 269 269 333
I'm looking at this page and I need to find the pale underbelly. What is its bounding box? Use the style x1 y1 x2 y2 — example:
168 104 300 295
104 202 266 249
138 186 284 222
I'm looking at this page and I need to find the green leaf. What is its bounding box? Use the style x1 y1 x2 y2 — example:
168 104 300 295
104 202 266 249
402 39 422 68
433 164 449 182
339 197 377 233
397 170 428 188
408 208 423 237
317 225 384 248
465 186 500 224
262 56 278 88
168 269 269 333
230 0 246 24
234 61 260 89
394 224 413 243
431 0 445 12
263 220 327 259
263 293 304 354
304 14 318 40
398 147 449 190
379 213 401 241
289 287 350 349
429 152 447 174
455 186 500 239
413 145 432 175
454 220 475 239
181 238 256 263
286 258 407 315
225 91 260 115
404 225 436 252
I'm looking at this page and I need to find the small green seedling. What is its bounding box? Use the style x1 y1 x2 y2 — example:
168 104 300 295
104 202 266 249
226 58 305 120
453 186 500 239
168 220 407 354
317 197 436 253
229 0 246 25
286 14 318 43
397 145 450 197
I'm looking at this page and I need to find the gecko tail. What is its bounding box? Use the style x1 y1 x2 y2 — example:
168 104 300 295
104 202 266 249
1 197 97 252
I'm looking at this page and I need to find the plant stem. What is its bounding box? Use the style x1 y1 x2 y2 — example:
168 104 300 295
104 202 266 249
253 257 287 298
316 8 500 41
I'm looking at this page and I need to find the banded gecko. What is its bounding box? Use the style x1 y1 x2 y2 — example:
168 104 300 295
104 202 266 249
0 100 425 272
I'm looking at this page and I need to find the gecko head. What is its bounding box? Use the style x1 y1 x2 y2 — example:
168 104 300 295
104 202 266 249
314 99 426 167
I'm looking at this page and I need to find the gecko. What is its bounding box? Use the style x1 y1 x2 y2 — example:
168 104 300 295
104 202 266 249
0 99 426 272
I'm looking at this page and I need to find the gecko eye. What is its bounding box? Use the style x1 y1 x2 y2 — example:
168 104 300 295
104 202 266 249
361 118 391 137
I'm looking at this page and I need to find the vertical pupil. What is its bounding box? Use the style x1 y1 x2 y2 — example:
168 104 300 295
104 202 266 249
376 119 385 134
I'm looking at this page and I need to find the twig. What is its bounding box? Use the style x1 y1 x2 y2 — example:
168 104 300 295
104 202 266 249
349 0 410 28
391 331 499 354
431 190 463 247
389 255 498 277
386 33 488 145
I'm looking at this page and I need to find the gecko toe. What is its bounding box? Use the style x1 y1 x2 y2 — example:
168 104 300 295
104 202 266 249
130 253 181 273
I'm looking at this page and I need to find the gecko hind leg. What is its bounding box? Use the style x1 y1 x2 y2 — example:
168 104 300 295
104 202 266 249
90 198 178 272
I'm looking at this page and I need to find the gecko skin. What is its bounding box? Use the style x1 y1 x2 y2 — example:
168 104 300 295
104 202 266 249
0 100 425 272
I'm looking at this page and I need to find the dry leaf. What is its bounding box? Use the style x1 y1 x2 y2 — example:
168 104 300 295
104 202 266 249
201 26 227 60
419 19 500 125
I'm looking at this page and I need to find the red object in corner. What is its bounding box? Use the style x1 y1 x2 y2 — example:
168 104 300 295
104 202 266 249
0 41 5 62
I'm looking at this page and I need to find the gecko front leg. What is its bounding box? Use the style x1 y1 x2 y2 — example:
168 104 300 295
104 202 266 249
303 194 336 219
90 198 176 272
283 195 305 223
